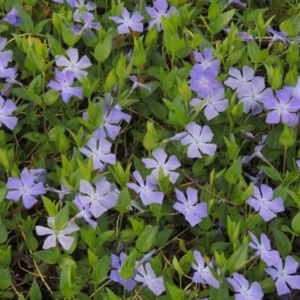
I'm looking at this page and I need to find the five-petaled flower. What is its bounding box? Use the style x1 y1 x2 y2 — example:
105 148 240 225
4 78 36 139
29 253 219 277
127 170 164 205
79 137 116 171
3 8 22 27
110 252 136 292
179 122 217 159
247 184 285 222
248 232 280 266
55 48 92 81
142 148 181 184
134 262 165 296
6 168 46 209
227 272 264 300
174 188 208 227
265 256 300 296
0 96 18 130
191 250 220 288
109 7 144 34
36 217 79 251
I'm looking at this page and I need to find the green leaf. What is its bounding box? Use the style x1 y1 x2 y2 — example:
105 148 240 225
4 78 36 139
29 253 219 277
0 268 11 290
251 48 269 63
114 188 131 214
165 280 185 300
31 249 57 264
273 228 292 256
136 226 159 253
211 9 235 34
0 223 8 245
60 259 76 298
94 35 112 63
55 205 69 230
225 243 248 273
28 280 42 300
257 165 281 181
279 125 295 147
291 212 300 234
208 0 221 22
106 288 121 300
92 256 111 283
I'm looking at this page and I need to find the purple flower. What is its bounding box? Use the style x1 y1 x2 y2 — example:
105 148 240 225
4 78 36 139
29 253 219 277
265 256 300 296
30 168 47 183
146 0 177 31
242 135 268 164
0 57 16 79
73 0 96 22
110 252 136 292
192 250 219 288
55 48 92 82
85 102 131 140
0 96 18 130
264 88 300 127
3 8 22 27
190 85 228 120
248 232 281 266
237 31 254 41
36 217 79 251
189 68 219 98
6 168 46 209
134 263 165 296
127 171 164 205
47 69 83 103
247 184 285 222
193 48 220 73
79 137 116 171
226 0 246 7
267 26 289 45
1 64 20 97
73 11 100 36
73 196 97 229
224 66 254 90
227 273 263 300
109 7 144 35
174 188 208 227
129 75 151 93
237 77 273 115
0 38 13 62
77 178 118 218
179 122 216 159
142 148 181 184
286 77 300 100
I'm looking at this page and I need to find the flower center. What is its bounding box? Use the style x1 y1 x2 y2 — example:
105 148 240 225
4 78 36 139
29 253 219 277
279 104 286 112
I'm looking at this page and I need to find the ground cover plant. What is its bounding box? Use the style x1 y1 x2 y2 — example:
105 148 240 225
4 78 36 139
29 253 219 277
1 0 300 299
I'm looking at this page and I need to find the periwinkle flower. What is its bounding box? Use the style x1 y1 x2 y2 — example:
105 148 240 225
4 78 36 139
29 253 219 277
237 76 273 115
79 137 116 171
191 250 219 288
72 0 96 23
142 148 181 184
189 68 219 98
77 178 118 218
247 184 284 222
110 252 136 292
109 7 144 35
3 8 22 27
0 96 18 130
227 273 264 300
179 122 216 159
0 37 13 62
36 217 79 251
264 88 300 127
73 11 100 35
242 135 268 164
174 188 208 227
248 232 280 266
267 26 289 45
73 196 97 229
55 48 92 82
193 48 220 73
129 75 151 93
224 66 254 90
237 31 254 41
134 263 165 296
47 69 83 103
30 168 47 183
146 0 177 31
265 256 300 296
190 85 228 120
226 0 247 7
127 171 164 205
6 168 46 209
